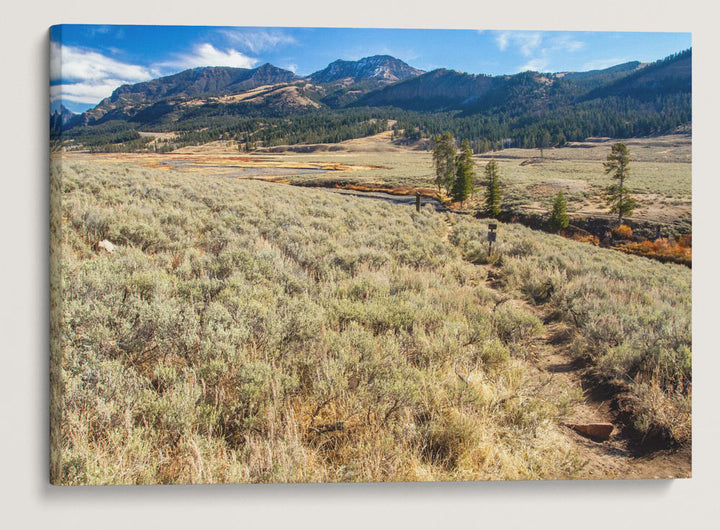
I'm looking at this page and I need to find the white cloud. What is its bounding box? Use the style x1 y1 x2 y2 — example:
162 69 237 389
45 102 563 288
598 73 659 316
50 81 127 105
494 31 587 73
50 41 155 83
563 39 585 53
496 32 510 51
552 35 585 53
495 31 584 57
49 39 261 110
50 41 158 107
218 29 296 53
495 31 543 57
520 59 549 72
159 43 257 71
518 33 543 57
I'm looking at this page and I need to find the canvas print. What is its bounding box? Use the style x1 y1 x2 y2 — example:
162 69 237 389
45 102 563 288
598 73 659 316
49 25 692 485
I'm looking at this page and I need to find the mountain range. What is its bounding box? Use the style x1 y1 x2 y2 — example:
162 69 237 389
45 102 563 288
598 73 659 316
57 50 691 150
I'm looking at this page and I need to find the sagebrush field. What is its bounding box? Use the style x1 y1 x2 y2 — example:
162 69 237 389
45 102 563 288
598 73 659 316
51 148 691 484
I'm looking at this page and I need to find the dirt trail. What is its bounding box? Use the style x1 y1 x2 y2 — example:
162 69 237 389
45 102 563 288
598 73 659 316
435 213 689 479
467 238 691 479
525 305 691 479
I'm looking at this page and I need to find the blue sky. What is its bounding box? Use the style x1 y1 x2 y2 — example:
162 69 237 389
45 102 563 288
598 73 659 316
50 25 692 114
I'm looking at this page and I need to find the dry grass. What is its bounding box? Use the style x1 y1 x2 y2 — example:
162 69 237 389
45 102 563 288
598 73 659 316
450 217 691 446
55 159 587 484
52 149 690 484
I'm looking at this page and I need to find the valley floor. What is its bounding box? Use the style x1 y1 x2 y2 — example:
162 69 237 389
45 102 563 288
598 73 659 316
64 130 691 233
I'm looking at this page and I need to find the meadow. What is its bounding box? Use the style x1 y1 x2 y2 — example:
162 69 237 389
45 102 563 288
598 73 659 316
168 132 692 233
51 154 691 484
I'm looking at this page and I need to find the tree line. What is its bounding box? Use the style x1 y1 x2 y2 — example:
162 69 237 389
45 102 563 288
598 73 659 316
396 92 690 153
58 86 689 153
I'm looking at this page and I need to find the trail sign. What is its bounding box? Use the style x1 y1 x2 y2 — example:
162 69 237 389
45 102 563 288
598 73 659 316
488 223 498 253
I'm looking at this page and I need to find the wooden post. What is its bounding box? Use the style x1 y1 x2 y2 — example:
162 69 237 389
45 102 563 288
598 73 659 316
488 223 497 255
416 192 421 212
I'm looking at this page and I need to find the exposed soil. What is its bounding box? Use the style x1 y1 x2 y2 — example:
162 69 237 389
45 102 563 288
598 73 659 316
528 179 590 195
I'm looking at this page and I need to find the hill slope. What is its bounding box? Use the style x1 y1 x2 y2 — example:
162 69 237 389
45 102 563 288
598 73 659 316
73 64 301 125
354 68 497 110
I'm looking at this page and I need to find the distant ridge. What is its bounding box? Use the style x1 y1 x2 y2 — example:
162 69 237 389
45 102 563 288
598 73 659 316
557 61 644 85
50 105 75 134
353 68 497 110
581 49 691 101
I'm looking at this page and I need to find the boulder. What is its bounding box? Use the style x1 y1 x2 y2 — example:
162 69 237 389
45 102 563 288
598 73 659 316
97 239 115 253
566 422 614 441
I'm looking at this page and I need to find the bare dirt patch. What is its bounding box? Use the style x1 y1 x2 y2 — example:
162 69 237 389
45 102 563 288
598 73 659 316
529 179 590 195
535 316 689 479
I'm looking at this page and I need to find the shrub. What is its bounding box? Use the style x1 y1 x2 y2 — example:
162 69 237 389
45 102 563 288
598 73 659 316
612 224 633 239
57 158 690 484
420 409 475 469
492 304 544 345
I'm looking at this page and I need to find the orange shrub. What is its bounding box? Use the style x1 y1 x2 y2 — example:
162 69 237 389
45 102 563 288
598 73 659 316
612 224 633 239
618 236 692 265
569 233 600 246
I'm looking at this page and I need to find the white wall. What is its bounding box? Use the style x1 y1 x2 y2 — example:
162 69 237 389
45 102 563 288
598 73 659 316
2 2 717 528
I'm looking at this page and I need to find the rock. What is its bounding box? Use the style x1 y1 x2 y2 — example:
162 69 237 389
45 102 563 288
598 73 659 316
566 422 614 441
97 239 115 253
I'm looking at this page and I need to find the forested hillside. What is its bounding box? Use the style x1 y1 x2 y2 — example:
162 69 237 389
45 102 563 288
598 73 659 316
54 49 691 153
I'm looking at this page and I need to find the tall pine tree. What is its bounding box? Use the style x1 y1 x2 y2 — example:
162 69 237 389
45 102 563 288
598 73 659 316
452 139 475 207
483 159 502 218
431 132 457 195
548 191 569 232
604 143 637 224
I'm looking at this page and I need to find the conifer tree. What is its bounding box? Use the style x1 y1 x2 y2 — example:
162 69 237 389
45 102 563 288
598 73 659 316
483 159 502 218
604 142 637 224
431 132 456 194
452 139 475 207
548 191 569 232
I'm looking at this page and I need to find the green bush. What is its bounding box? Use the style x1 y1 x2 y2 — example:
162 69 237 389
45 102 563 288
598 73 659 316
492 305 544 345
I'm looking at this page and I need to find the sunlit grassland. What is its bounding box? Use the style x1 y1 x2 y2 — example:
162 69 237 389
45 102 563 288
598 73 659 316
52 157 690 484
492 158 690 199
256 146 690 197
252 135 691 226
